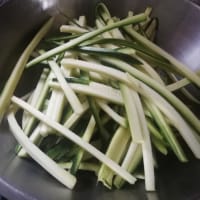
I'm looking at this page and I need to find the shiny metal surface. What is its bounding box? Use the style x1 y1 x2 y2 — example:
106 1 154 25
0 0 200 199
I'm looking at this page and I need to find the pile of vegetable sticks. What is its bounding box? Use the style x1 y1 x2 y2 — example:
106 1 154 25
1 3 200 191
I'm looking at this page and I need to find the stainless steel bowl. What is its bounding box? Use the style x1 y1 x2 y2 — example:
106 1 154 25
0 0 200 199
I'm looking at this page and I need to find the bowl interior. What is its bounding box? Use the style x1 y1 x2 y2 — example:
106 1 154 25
0 0 200 200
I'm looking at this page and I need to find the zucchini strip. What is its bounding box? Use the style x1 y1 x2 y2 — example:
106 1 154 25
49 81 124 105
98 126 133 188
64 101 89 128
23 71 54 136
144 100 187 162
167 70 200 91
11 96 136 184
120 83 144 143
7 111 76 189
39 89 65 137
128 74 200 158
18 124 44 157
100 57 200 134
22 68 50 129
123 26 200 87
61 59 133 88
0 17 54 121
48 60 84 114
70 116 96 175
27 13 147 67
60 25 88 34
96 99 127 127
114 143 142 188
130 88 155 191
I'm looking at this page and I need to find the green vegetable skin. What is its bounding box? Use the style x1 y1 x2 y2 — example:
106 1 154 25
2 2 200 192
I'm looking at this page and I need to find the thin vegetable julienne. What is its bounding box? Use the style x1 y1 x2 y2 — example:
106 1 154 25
7 111 77 189
2 3 200 192
27 13 147 67
0 17 54 121
11 96 136 184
